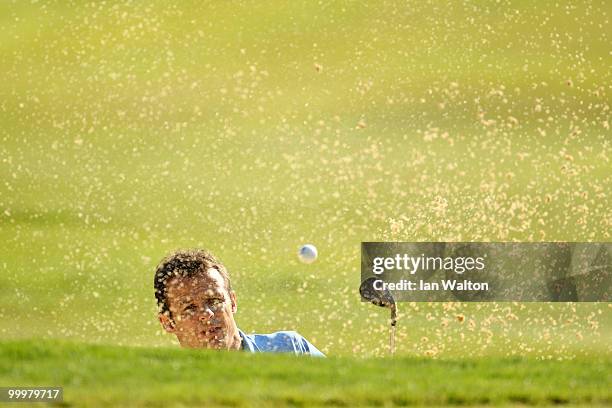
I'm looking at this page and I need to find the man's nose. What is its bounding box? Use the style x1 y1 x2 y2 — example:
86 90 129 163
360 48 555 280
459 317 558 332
198 307 214 322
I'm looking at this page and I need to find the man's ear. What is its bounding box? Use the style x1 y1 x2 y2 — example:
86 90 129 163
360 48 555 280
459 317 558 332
159 313 176 333
229 291 237 314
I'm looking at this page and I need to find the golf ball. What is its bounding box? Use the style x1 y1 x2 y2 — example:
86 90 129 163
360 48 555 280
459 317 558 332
298 244 318 264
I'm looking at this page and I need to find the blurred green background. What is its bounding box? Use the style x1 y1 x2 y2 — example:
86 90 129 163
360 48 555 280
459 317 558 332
0 1 610 358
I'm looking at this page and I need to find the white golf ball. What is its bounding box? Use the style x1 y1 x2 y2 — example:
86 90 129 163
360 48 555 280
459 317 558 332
298 244 318 264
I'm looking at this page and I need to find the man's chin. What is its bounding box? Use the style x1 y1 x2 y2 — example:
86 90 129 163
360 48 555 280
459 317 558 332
199 339 227 350
181 339 226 349
207 343 226 350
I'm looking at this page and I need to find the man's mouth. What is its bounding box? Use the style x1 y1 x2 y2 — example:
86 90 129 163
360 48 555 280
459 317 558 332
200 327 224 342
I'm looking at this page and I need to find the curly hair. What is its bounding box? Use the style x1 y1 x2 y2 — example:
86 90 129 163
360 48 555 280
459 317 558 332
154 248 232 318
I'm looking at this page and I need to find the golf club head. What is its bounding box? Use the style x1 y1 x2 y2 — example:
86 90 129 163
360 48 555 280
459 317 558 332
360 277 397 326
359 277 395 307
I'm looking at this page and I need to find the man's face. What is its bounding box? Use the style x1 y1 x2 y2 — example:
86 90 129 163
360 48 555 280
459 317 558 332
159 268 241 350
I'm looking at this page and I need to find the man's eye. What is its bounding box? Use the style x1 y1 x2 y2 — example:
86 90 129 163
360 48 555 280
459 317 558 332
208 299 224 310
184 305 196 312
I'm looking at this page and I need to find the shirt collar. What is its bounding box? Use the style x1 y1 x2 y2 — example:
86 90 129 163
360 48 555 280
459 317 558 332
237 328 260 352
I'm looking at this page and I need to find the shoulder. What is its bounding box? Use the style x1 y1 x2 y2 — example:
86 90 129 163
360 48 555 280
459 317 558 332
250 330 300 351
250 330 325 357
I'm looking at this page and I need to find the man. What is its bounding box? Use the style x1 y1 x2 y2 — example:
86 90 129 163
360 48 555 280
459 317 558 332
154 248 325 356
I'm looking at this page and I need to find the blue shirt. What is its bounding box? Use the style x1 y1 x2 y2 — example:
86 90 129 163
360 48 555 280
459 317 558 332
238 328 325 357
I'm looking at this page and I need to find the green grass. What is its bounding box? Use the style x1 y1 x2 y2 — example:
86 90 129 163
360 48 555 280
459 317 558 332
1 339 610 407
